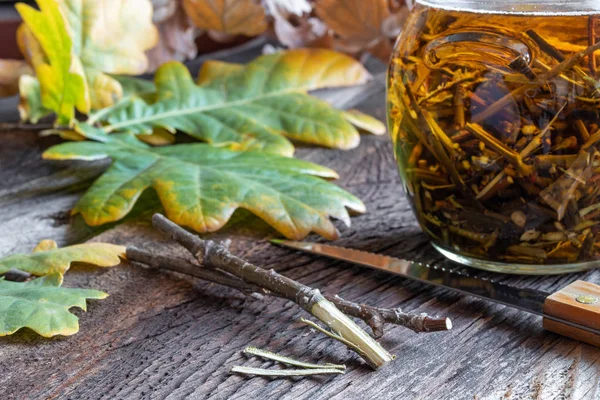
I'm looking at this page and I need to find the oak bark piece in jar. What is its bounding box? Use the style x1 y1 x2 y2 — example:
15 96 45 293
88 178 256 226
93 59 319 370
387 0 600 273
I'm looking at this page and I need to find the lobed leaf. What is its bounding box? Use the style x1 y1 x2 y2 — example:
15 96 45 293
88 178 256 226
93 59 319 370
89 49 371 155
0 272 107 337
44 128 366 240
0 240 125 277
196 59 386 136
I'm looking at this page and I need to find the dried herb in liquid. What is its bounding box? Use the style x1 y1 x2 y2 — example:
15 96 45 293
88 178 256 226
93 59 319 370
388 6 600 265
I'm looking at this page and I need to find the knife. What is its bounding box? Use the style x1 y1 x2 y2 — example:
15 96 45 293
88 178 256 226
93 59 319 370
272 240 600 347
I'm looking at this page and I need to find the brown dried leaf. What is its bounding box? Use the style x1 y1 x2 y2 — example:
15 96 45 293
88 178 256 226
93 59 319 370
147 0 198 72
314 0 412 61
183 0 267 36
315 0 390 46
272 10 331 49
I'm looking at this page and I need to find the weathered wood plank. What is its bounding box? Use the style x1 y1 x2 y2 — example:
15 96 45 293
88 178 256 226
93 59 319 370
0 43 599 400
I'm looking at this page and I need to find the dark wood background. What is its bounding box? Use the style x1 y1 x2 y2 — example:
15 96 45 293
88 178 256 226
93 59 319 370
0 40 599 400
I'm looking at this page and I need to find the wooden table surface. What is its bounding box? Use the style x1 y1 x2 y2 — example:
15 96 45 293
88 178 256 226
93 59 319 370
1 41 599 400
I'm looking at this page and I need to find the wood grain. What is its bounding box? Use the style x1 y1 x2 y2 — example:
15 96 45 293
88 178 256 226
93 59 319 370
544 281 600 346
0 43 599 400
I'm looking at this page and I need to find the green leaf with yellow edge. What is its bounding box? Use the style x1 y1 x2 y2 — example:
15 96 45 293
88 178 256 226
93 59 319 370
0 272 107 337
44 128 365 240
87 49 371 156
0 239 125 277
16 0 158 123
196 59 387 136
342 109 387 135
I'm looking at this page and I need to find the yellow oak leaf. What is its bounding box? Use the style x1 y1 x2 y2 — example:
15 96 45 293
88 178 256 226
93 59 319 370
0 239 125 277
16 0 158 123
16 0 89 125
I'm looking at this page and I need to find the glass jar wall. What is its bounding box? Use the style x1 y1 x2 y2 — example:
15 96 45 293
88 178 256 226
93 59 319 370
387 1 600 273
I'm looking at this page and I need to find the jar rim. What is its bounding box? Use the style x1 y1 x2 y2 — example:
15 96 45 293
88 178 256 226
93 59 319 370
415 0 600 16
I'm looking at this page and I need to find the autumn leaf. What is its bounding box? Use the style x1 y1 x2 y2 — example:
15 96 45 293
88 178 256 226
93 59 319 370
314 0 411 60
16 0 89 125
183 0 267 36
147 0 198 72
342 110 387 136
16 0 158 123
196 59 386 135
0 239 125 277
0 272 107 337
316 0 389 44
44 128 366 240
85 49 371 156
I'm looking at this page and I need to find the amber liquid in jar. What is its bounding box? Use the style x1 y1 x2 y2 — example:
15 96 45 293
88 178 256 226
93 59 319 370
388 5 600 270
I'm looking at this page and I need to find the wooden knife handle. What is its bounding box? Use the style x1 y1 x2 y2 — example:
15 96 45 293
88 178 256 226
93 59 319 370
543 281 600 346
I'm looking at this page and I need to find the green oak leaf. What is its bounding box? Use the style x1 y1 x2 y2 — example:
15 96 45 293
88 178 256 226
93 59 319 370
43 127 366 240
87 49 372 156
0 272 107 337
196 59 387 136
0 239 125 277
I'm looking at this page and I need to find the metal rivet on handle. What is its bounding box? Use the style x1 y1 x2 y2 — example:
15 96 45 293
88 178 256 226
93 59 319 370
576 295 599 305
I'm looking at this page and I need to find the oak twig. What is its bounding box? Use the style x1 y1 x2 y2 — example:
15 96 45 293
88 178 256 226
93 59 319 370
328 295 451 338
0 123 54 132
136 214 401 369
127 246 451 340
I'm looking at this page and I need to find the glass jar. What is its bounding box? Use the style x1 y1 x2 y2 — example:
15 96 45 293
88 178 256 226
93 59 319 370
387 0 600 274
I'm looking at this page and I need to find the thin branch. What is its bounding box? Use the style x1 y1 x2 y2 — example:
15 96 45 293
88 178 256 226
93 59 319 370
328 295 451 338
127 247 266 297
126 247 451 338
147 214 395 369
0 123 54 132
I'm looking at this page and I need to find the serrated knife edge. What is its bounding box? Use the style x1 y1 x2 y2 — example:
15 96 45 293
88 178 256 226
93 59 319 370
272 240 600 337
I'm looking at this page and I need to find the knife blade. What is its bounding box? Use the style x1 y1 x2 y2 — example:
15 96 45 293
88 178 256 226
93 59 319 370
272 240 600 344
